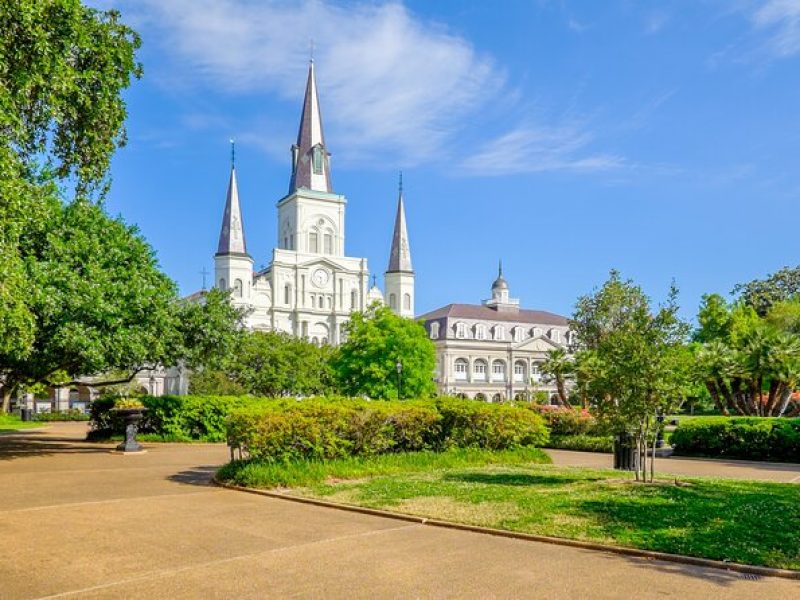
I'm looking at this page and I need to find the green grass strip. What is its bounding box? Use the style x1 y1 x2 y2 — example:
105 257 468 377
216 447 552 489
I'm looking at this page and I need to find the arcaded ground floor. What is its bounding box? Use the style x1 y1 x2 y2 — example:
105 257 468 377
0 423 797 599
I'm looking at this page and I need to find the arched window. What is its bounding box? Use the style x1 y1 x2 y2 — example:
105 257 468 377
455 322 467 339
454 358 468 381
550 329 561 343
531 362 541 381
475 324 486 340
218 278 226 290
234 279 243 298
309 232 319 253
514 360 526 383
321 337 328 345
473 359 487 381
430 322 440 340
532 327 542 338
494 325 505 341
475 392 487 402
491 360 506 382
351 289 357 310
513 326 524 342
403 293 411 311
284 284 291 305
324 233 333 254
327 296 332 309
492 393 503 403
389 293 397 310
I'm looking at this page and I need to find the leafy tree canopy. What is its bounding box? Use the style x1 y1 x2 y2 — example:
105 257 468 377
0 2 242 411
570 270 691 481
332 304 436 399
189 331 335 397
733 266 800 316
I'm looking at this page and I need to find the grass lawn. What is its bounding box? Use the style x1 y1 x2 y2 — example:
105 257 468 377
0 414 45 433
220 450 800 570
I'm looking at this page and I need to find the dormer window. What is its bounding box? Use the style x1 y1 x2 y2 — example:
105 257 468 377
312 146 324 175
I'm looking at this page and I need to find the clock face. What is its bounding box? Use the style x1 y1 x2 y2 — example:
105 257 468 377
312 268 329 288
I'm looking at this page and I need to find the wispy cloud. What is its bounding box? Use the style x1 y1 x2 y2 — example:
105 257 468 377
118 0 503 167
752 0 800 57
461 123 625 176
644 10 670 35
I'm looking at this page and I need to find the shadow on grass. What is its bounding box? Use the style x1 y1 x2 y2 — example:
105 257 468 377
443 472 592 487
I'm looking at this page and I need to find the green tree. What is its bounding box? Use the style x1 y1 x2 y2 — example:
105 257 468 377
0 1 148 411
733 266 800 316
0 201 243 412
190 331 335 397
333 304 436 399
571 271 691 482
540 348 573 407
693 297 800 417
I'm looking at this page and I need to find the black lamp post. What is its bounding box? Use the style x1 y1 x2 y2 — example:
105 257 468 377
395 359 403 400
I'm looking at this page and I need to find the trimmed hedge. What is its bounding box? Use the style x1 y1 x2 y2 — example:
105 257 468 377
671 417 800 462
89 395 274 442
227 398 549 462
546 434 613 453
36 409 90 422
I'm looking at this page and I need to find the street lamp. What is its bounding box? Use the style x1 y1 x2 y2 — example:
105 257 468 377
395 360 403 400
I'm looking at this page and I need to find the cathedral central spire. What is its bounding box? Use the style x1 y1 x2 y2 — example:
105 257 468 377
289 60 332 193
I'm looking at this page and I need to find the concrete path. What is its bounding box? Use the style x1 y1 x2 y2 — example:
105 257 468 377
547 449 800 483
0 424 797 599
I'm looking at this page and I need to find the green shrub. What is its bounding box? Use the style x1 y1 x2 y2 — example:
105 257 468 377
546 434 613 453
435 398 549 450
525 406 604 436
227 398 548 461
89 395 275 442
671 417 800 462
35 409 90 422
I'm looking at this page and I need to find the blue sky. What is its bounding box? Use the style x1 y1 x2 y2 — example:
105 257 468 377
101 0 800 320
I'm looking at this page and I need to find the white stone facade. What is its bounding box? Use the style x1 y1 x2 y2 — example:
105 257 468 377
211 61 413 343
419 267 572 401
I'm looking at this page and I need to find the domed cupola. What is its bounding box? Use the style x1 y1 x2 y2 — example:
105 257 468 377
483 260 519 313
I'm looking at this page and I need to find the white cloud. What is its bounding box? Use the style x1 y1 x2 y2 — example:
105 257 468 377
119 0 503 167
752 0 800 57
461 123 625 176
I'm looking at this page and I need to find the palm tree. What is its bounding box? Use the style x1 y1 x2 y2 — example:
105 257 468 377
540 348 573 407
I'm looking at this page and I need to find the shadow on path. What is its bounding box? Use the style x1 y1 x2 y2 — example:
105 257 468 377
167 465 220 487
0 428 112 461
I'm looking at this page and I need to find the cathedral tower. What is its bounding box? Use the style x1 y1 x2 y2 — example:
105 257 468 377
277 59 345 257
385 174 415 318
214 144 253 305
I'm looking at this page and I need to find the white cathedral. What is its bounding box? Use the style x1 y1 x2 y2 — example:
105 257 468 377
212 60 414 343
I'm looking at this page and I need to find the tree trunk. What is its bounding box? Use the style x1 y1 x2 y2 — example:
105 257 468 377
555 377 569 408
1 386 12 414
775 387 794 417
764 380 780 416
705 381 728 415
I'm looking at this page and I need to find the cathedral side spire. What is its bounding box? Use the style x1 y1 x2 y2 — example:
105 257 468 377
289 60 331 193
387 172 413 273
216 154 248 257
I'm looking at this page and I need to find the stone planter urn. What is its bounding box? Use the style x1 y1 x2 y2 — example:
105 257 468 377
115 408 146 453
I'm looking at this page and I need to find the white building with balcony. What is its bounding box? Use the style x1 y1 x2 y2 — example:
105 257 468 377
418 265 572 401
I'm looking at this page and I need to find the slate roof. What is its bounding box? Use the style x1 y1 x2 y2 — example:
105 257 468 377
418 304 568 326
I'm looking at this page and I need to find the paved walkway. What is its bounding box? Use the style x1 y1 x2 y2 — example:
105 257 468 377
0 424 797 599
547 449 800 483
